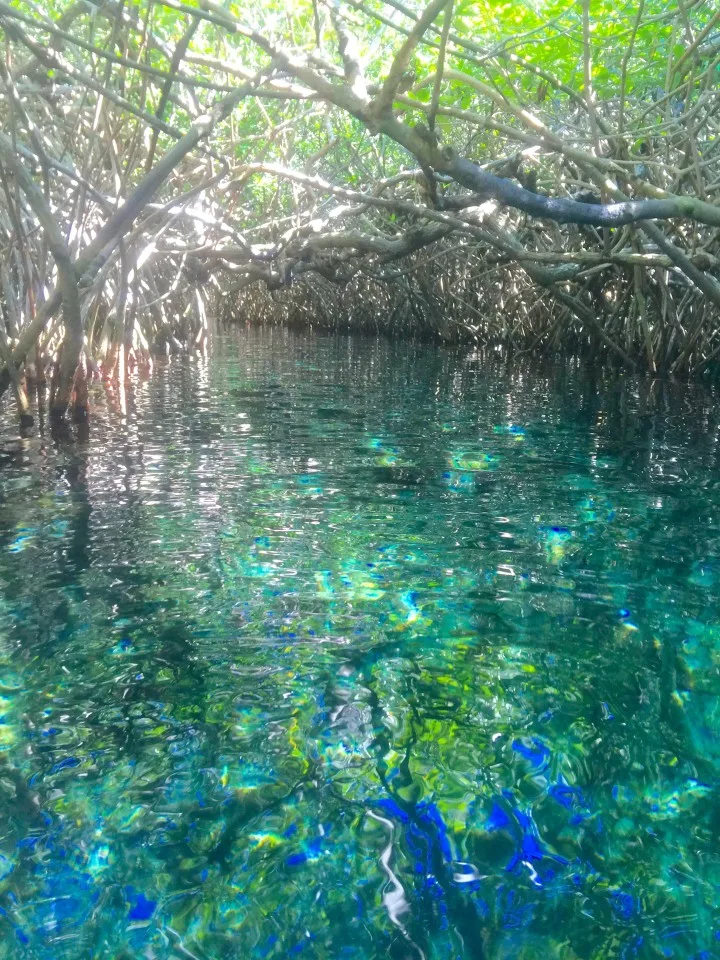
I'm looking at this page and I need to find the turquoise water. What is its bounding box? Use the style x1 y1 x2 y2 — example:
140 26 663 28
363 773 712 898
1 329 720 959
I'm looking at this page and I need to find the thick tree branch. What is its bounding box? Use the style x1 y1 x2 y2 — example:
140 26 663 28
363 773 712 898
369 0 451 123
0 145 83 415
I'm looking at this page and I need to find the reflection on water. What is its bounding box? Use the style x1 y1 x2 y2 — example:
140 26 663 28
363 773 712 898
1 329 720 959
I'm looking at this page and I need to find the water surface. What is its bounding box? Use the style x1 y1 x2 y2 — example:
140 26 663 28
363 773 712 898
1 330 719 959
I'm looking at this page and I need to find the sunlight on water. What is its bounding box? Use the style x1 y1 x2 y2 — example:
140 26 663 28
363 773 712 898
0 329 719 959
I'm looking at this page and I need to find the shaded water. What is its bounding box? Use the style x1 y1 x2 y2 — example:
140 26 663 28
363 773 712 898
1 329 720 959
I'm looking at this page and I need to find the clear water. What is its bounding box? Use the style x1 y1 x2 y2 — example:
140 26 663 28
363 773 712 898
1 329 719 960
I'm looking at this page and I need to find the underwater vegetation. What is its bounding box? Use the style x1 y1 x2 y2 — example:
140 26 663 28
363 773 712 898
0 331 720 959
